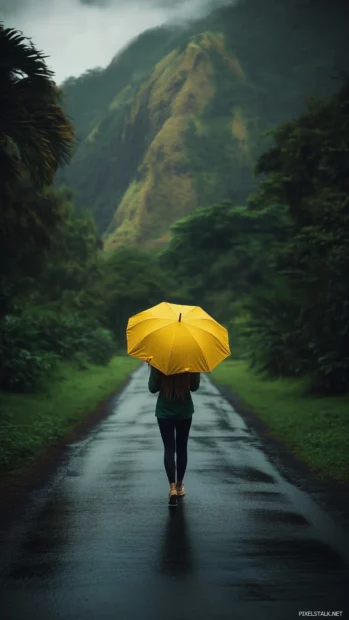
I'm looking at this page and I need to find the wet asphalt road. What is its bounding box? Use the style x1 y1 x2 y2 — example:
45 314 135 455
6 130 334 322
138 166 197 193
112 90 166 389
0 364 348 620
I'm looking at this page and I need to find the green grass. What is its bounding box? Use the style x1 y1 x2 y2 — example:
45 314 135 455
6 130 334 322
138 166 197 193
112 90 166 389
0 356 141 477
211 360 349 483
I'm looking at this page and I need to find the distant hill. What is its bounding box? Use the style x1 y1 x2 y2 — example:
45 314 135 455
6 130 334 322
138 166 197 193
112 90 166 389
56 0 349 250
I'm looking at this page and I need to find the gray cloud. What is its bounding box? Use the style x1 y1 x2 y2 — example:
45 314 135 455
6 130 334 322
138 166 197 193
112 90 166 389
0 0 235 85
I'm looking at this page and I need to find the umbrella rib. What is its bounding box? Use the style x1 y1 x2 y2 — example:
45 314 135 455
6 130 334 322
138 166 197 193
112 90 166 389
182 324 211 372
184 311 221 326
128 317 172 328
183 322 229 349
190 322 226 335
165 327 177 375
185 317 222 328
127 323 172 355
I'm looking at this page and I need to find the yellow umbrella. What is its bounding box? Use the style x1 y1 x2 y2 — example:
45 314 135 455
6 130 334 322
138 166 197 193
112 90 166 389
126 301 231 375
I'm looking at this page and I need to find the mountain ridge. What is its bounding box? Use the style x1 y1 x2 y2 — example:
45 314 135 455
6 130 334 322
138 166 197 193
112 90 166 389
103 30 253 250
57 0 349 249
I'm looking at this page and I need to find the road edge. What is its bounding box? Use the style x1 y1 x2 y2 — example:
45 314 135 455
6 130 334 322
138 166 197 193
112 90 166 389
213 381 349 526
0 365 140 532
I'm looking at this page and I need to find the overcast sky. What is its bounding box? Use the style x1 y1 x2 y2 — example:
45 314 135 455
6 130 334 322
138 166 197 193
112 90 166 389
0 0 234 85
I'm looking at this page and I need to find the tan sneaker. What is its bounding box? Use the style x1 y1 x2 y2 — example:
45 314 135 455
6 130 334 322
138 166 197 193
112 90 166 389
168 488 178 506
176 484 185 497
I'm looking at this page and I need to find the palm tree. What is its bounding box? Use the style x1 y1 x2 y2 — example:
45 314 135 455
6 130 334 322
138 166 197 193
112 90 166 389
0 22 74 199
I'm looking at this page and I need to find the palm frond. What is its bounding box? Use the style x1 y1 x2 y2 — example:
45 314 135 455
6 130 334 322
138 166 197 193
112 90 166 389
0 22 74 191
0 23 54 82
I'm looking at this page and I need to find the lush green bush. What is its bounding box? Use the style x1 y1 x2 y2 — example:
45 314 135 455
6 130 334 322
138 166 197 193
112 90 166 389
103 245 172 346
0 309 116 393
226 314 250 361
83 326 116 365
2 348 59 393
0 314 59 392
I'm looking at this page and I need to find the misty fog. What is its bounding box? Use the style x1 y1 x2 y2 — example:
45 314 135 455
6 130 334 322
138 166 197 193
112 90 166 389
0 0 236 84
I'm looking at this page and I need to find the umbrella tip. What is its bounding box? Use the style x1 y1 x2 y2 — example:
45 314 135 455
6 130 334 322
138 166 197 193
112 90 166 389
179 313 182 322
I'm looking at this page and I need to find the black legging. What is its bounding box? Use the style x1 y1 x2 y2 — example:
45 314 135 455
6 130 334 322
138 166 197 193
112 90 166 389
157 418 192 484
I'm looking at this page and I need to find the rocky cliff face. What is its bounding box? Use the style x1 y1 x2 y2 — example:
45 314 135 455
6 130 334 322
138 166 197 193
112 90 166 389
59 28 259 250
104 32 256 251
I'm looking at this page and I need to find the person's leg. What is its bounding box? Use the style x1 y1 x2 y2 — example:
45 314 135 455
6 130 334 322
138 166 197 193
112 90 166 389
175 418 192 485
157 418 176 485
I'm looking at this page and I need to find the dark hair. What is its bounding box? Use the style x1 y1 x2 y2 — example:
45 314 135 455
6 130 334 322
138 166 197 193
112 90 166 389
158 370 191 401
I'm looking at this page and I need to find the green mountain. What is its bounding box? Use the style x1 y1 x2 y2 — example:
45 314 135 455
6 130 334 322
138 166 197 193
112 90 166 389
57 0 349 250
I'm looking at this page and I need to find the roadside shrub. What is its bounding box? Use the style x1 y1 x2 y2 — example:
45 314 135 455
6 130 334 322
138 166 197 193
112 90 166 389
73 352 90 370
34 311 116 363
226 314 249 361
0 309 116 393
307 349 349 396
32 310 97 359
84 327 116 365
2 348 59 393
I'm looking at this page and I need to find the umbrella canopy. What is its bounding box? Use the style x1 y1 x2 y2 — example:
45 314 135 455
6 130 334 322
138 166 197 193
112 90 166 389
126 301 231 375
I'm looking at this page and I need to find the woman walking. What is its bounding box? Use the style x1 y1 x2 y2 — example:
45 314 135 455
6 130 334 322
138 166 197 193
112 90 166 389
148 364 200 506
127 302 229 503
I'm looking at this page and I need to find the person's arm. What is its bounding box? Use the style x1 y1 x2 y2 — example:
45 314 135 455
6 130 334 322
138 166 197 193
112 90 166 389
190 372 200 392
148 366 160 393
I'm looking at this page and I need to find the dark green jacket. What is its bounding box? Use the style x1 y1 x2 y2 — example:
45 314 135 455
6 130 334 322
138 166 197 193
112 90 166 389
148 366 200 419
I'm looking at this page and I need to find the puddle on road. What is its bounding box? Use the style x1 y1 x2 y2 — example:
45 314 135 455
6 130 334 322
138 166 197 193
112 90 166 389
240 490 285 501
232 466 276 484
237 537 348 571
248 508 309 526
192 436 217 449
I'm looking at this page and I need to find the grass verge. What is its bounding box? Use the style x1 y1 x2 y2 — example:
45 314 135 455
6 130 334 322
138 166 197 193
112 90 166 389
211 360 349 483
0 355 141 476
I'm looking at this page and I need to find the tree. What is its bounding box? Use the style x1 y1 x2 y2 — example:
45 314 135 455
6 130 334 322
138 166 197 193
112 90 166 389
248 78 349 392
0 23 74 202
0 178 71 316
158 200 290 323
28 196 105 320
102 246 174 346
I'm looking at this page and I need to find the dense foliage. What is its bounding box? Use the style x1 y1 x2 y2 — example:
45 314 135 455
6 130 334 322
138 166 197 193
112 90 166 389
1 310 116 392
0 180 118 392
158 80 349 394
0 18 178 393
247 80 349 393
0 26 116 393
101 246 176 347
